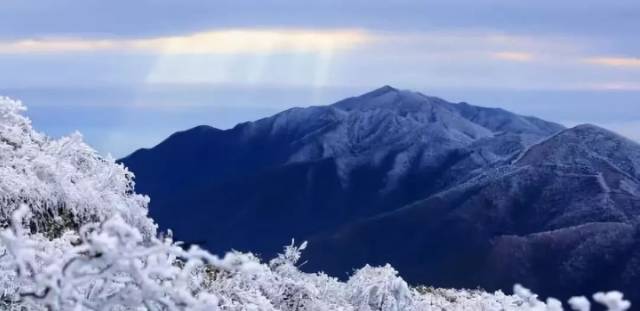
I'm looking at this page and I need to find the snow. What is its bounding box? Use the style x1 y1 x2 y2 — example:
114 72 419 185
568 296 591 311
257 86 568 191
277 86 563 187
1 211 631 310
593 292 631 311
0 97 155 238
516 124 640 179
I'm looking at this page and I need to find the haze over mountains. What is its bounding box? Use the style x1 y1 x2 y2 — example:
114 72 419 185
121 86 640 301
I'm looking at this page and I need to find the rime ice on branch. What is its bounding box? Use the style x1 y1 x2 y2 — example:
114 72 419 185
0 97 155 237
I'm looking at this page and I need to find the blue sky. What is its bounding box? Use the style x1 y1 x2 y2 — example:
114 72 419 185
1 0 639 157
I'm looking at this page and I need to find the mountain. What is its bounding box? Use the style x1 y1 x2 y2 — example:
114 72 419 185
120 86 640 300
304 123 640 300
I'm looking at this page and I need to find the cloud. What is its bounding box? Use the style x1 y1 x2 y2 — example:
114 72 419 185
584 56 640 67
591 82 640 91
0 29 374 54
3 28 639 93
491 51 535 62
0 39 118 53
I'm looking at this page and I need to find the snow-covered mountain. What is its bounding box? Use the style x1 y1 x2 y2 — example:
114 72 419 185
121 86 640 301
304 123 640 299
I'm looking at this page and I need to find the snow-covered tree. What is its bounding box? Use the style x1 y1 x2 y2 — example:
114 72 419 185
0 97 155 238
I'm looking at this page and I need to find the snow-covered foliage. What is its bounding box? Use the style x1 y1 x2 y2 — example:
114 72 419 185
0 97 632 310
0 211 632 310
0 97 155 237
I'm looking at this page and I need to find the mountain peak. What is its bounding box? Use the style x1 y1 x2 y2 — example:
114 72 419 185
563 123 632 142
365 85 399 97
339 85 400 104
570 123 608 133
332 85 434 113
515 122 640 178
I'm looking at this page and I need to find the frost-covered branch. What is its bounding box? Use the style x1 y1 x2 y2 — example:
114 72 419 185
0 209 631 310
0 97 154 238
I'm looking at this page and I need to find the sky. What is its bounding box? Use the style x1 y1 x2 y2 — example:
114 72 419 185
0 0 639 157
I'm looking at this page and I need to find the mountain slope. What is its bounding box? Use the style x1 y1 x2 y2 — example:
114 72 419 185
120 86 563 257
302 124 640 301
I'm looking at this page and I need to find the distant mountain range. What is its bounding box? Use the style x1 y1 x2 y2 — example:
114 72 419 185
120 86 640 301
